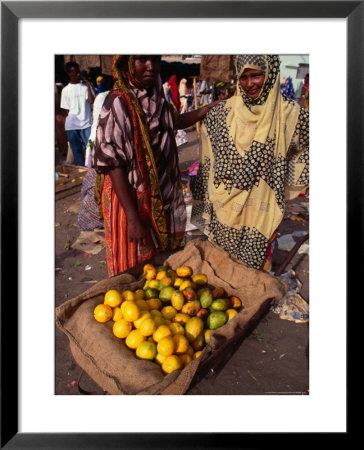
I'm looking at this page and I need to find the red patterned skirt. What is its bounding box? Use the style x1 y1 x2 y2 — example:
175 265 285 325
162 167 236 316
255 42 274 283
101 175 157 277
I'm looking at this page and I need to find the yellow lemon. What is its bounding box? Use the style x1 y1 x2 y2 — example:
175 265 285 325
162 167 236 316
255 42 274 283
176 266 192 277
112 306 123 322
173 313 190 325
135 299 149 312
174 277 184 288
113 319 132 339
133 311 152 329
153 325 172 342
150 309 162 318
192 273 208 286
193 351 202 359
104 289 122 308
155 353 167 365
185 317 204 343
139 318 157 337
169 322 185 335
179 279 194 292
226 308 238 321
121 301 141 322
157 336 175 357
156 270 167 281
171 291 185 311
94 304 113 323
122 289 135 302
173 334 189 355
161 305 177 321
143 263 157 280
134 289 145 300
204 329 213 345
192 332 204 351
162 355 182 374
146 298 163 311
179 353 192 367
125 329 145 350
136 341 157 360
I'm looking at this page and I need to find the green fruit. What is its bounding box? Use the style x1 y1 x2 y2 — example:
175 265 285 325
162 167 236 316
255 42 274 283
148 279 162 290
197 287 210 297
166 269 177 282
206 311 228 330
159 286 175 302
211 298 229 311
157 265 168 272
200 290 213 308
144 288 159 299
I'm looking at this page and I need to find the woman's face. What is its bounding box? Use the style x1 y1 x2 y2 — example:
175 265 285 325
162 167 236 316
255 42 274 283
134 55 161 88
239 68 265 99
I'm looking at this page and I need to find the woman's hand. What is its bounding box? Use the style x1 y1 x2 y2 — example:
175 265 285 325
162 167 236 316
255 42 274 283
109 167 150 248
127 215 149 247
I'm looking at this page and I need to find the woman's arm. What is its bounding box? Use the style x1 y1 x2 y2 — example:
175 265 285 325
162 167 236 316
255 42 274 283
109 167 148 247
175 100 221 130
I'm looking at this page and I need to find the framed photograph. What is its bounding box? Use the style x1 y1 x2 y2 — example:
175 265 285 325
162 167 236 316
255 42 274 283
1 0 356 447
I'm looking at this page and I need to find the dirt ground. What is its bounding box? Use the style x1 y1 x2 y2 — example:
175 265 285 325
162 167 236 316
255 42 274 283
55 127 309 396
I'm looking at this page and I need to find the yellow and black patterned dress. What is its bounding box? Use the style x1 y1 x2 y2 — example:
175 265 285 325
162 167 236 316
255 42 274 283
191 55 309 270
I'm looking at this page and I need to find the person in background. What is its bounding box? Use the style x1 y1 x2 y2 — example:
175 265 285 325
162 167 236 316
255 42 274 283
300 73 309 111
167 74 181 111
60 61 95 166
280 75 295 99
189 79 201 110
96 75 107 93
92 55 219 277
77 76 115 232
191 55 309 271
178 78 189 113
55 81 68 159
199 79 214 105
84 76 115 167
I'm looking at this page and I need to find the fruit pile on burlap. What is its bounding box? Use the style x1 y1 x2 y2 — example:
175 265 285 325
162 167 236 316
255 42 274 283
55 239 287 395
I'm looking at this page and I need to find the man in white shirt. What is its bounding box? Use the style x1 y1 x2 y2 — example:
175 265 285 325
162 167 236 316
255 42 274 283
60 61 94 166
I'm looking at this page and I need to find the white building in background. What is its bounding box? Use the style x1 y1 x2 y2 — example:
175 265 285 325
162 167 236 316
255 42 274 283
279 54 309 92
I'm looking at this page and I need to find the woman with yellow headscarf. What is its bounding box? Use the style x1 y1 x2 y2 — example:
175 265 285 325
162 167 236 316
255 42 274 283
191 55 309 270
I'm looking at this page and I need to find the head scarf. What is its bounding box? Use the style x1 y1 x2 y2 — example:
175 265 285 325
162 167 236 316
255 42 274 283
234 54 280 107
191 54 309 269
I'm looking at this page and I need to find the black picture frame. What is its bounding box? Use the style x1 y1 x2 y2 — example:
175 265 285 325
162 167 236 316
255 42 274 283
1 1 355 448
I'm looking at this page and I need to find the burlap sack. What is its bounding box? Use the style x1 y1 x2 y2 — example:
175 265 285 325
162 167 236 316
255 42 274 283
56 239 287 395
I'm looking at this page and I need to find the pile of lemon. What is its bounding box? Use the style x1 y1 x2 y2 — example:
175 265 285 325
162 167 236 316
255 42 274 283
93 264 243 374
